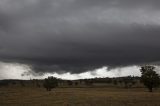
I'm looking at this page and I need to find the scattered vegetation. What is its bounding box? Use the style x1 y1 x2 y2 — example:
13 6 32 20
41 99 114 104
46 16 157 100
140 65 160 92
43 76 58 91
0 65 160 105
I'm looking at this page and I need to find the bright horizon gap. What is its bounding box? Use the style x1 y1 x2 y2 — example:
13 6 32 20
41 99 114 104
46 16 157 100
0 62 142 80
0 62 160 80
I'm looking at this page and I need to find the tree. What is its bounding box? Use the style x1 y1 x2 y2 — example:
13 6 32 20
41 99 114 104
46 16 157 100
140 65 160 92
75 82 78 86
43 76 58 91
20 80 25 87
67 80 73 86
122 76 131 88
113 79 118 85
36 81 41 88
84 79 93 86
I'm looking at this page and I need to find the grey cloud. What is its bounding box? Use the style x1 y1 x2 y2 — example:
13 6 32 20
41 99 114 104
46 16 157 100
0 0 160 74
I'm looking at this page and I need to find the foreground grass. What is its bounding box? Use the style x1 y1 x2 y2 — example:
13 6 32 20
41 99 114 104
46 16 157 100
0 87 160 106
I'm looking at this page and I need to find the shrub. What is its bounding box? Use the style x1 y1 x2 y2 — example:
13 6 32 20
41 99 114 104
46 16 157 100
43 76 58 91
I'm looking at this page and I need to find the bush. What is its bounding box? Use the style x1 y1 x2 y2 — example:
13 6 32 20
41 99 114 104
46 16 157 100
43 76 58 91
140 65 160 92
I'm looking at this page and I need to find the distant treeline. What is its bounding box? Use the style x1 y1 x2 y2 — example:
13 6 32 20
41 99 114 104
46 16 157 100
0 76 141 88
1 65 160 92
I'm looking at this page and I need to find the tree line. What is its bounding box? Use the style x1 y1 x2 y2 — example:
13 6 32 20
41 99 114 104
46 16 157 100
0 65 159 92
43 65 160 92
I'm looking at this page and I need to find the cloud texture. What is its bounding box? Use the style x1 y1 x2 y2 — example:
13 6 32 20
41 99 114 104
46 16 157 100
0 0 160 75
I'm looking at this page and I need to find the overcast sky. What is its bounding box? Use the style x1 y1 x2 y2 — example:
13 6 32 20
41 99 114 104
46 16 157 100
0 0 160 79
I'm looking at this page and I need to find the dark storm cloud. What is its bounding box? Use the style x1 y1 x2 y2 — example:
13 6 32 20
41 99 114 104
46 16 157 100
0 0 160 73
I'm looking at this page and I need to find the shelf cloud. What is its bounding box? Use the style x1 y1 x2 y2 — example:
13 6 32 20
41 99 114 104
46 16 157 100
0 0 160 78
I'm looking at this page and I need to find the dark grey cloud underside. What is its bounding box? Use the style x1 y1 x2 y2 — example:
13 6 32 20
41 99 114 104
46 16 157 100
0 0 160 73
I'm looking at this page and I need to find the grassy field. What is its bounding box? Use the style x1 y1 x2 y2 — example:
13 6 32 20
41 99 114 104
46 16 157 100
0 87 160 106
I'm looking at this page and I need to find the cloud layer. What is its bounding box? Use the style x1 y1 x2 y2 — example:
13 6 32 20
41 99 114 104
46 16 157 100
0 0 160 75
0 62 141 80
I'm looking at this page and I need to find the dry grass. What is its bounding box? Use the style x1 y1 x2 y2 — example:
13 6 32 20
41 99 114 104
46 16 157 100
0 87 160 106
